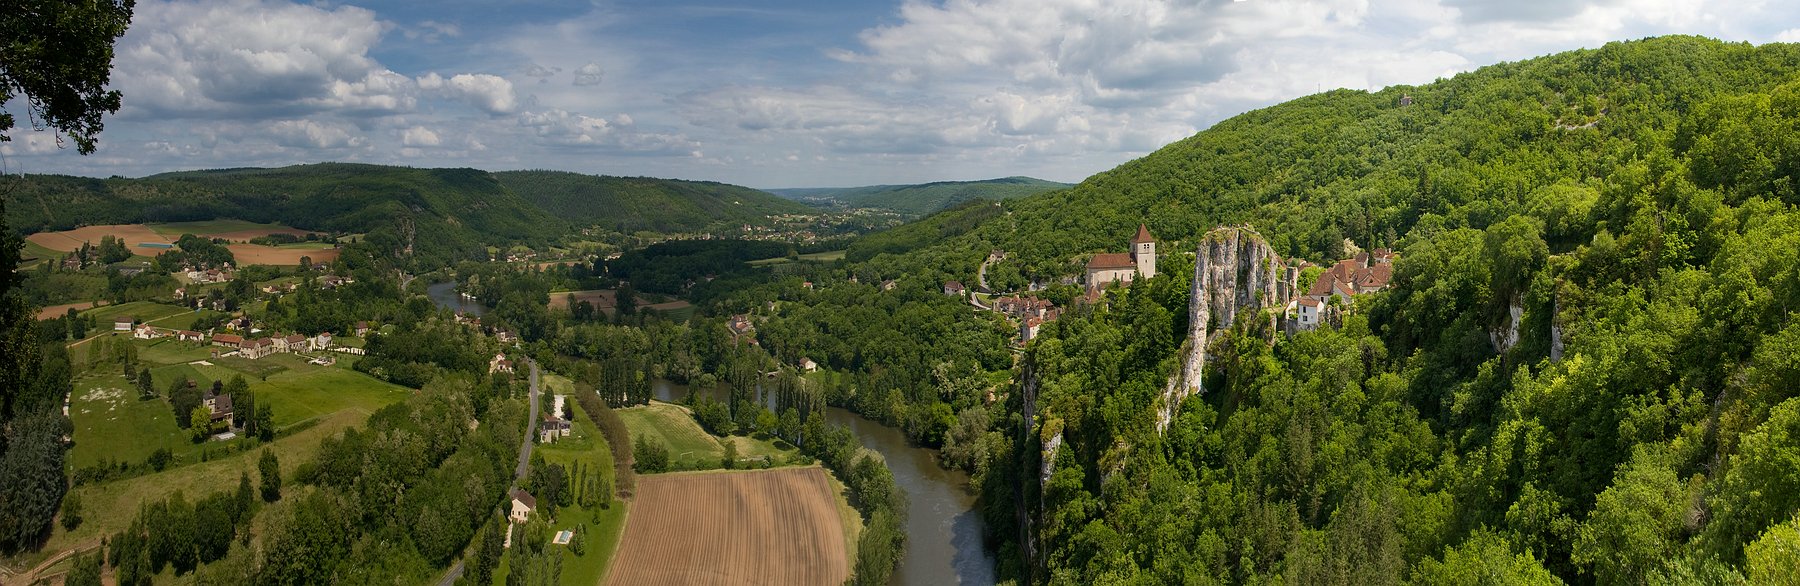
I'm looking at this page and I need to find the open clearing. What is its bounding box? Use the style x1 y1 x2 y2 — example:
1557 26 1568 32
26 224 172 253
605 467 850 586
617 401 723 465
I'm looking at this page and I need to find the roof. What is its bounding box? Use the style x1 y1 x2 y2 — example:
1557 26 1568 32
283 334 307 343
1086 252 1136 270
213 334 243 344
1131 223 1155 244
944 280 964 290
511 489 536 509
178 330 201 337
244 338 273 348
212 393 233 412
115 316 135 324
1297 297 1322 308
1355 264 1393 289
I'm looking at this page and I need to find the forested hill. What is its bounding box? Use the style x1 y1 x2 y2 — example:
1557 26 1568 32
494 170 813 233
743 35 1800 582
771 176 1068 216
5 163 561 267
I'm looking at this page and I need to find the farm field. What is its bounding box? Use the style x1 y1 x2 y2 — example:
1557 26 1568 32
547 289 694 317
25 221 340 266
25 224 172 253
150 219 312 241
604 467 851 586
35 301 99 321
80 300 190 325
747 249 847 266
226 242 341 265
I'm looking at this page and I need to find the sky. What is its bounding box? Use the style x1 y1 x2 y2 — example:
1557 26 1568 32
2 0 1797 188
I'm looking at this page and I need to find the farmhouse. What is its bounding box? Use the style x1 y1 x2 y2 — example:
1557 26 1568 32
1291 248 1397 331
489 353 515 374
994 296 1056 320
204 391 234 425
211 333 244 349
354 321 371 336
510 489 536 524
538 415 571 443
275 334 308 353
113 317 134 331
800 357 818 372
1084 224 1157 289
240 338 276 359
176 330 204 343
134 324 164 339
311 332 333 350
944 280 965 296
495 328 517 344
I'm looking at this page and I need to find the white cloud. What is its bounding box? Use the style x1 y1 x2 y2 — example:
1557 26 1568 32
114 0 403 118
417 73 519 115
517 109 697 154
401 126 442 147
1775 28 1800 43
265 120 366 149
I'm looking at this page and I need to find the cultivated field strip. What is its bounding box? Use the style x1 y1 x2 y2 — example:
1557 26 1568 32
606 467 850 586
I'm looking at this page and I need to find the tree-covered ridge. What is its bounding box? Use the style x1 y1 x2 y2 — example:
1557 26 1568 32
958 36 1800 583
493 170 813 234
771 176 1070 217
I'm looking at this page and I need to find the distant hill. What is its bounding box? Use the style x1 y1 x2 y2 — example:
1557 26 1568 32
2 164 816 269
771 176 1068 216
493 170 812 234
5 163 560 268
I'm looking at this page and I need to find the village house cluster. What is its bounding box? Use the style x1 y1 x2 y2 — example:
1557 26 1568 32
117 315 369 361
1290 248 1394 330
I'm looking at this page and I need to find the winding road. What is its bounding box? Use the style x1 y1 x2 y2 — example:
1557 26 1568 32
437 358 539 586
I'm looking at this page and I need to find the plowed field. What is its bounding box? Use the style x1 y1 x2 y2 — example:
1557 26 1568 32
606 467 850 586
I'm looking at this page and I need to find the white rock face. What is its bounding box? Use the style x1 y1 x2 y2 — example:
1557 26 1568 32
1160 227 1293 431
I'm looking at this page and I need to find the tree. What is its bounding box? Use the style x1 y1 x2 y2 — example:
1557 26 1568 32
190 406 214 442
59 491 82 531
721 439 738 469
234 473 253 526
258 449 281 502
136 367 154 399
253 403 274 441
66 549 103 586
0 0 134 154
632 436 669 473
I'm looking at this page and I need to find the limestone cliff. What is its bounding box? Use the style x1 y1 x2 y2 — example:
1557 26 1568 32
1159 226 1295 431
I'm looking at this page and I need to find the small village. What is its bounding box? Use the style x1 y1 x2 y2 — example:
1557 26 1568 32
941 224 1396 344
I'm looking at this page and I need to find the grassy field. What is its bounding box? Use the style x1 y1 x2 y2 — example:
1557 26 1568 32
530 400 629 585
617 402 722 465
144 309 229 331
38 409 365 563
81 301 189 324
149 219 308 239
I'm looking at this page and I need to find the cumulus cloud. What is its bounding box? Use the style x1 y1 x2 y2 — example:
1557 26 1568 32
401 126 442 147
114 0 404 118
418 73 519 115
572 62 605 86
265 120 367 149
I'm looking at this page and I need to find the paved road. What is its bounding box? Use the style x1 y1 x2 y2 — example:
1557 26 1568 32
437 358 539 586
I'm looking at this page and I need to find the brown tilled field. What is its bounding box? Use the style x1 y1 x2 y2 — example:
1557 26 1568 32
26 224 172 252
606 467 850 586
224 244 341 266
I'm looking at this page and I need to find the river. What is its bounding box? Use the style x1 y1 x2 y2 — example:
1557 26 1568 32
652 379 997 585
425 281 487 316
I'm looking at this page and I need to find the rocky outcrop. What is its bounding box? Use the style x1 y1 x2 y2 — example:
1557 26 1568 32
1159 226 1295 431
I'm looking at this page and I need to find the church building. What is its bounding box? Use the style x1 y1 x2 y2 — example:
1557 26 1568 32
1084 224 1157 288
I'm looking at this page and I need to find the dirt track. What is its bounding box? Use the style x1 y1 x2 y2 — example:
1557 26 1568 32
606 467 850 586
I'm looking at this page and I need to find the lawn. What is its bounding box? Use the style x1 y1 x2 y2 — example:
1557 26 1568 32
241 360 409 427
617 401 722 464
67 374 238 470
616 401 804 471
531 400 629 585
134 338 214 365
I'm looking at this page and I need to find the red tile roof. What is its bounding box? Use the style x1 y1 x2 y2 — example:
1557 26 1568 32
1131 223 1155 244
1086 252 1135 270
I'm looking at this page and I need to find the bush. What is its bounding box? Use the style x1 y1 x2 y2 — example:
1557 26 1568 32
632 436 669 473
60 492 83 531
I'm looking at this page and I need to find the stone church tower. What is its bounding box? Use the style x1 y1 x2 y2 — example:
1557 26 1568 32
1131 224 1156 278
